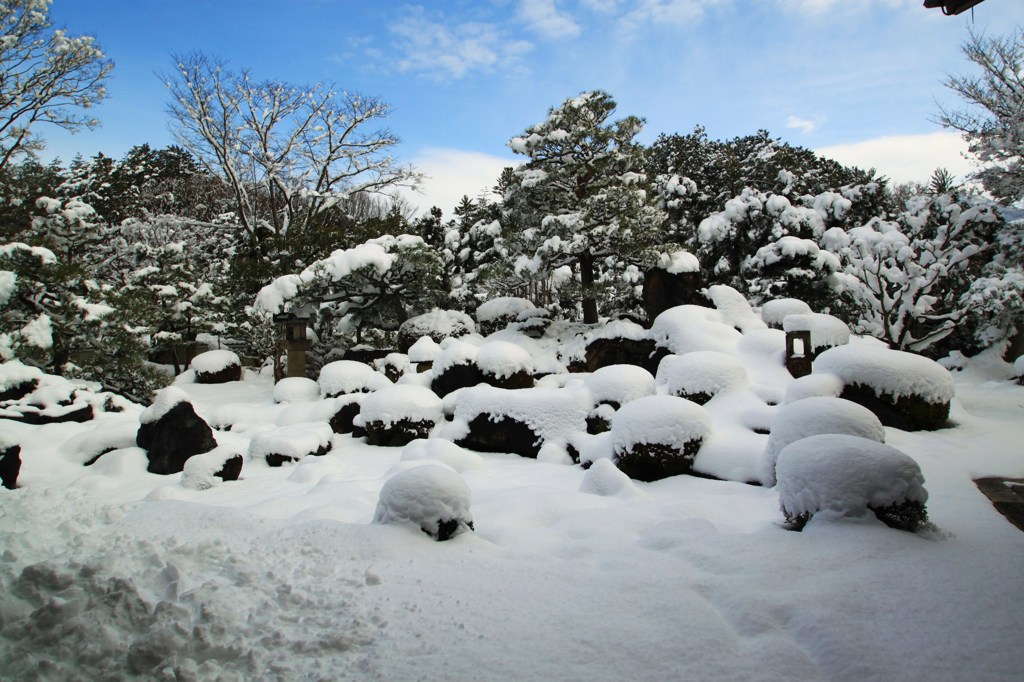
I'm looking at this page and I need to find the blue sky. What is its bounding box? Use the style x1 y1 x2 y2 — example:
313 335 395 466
42 0 1024 216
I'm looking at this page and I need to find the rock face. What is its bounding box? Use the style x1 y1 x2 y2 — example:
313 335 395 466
194 363 241 384
456 413 543 458
328 398 362 434
215 454 244 481
136 402 218 475
1 443 21 489
585 337 664 374
642 268 709 323
0 379 37 402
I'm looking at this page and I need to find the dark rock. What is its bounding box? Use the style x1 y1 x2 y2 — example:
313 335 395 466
328 398 362 434
363 418 436 447
642 268 709 324
432 518 475 542
586 412 612 435
5 400 94 425
480 368 535 390
431 362 486 398
194 362 241 384
343 346 394 364
214 454 243 482
416 361 433 374
137 401 218 475
839 382 950 431
670 390 713 406
265 441 331 467
614 439 703 482
0 379 38 402
456 413 542 458
1 443 21 489
585 337 661 374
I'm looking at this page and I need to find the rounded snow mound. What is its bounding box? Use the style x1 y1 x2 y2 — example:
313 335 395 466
400 308 475 341
476 297 535 324
651 305 743 356
433 338 480 374
475 341 532 379
706 284 766 333
400 438 487 473
1013 355 1023 382
373 464 474 541
272 377 321 403
776 434 928 528
248 423 333 463
783 313 850 352
318 360 393 397
0 359 44 392
584 365 656 407
190 349 240 375
760 298 812 328
814 345 955 404
656 351 748 401
358 385 443 428
589 319 650 342
139 386 191 425
762 396 885 486
407 336 442 363
579 458 641 497
784 374 845 404
610 395 711 454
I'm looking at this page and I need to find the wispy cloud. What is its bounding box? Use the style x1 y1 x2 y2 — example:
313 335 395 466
786 115 820 135
399 147 518 217
517 0 581 39
390 6 533 80
816 131 972 184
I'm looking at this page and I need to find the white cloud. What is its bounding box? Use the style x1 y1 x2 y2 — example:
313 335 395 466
786 115 819 135
390 6 533 80
816 131 973 184
517 0 581 39
400 148 519 218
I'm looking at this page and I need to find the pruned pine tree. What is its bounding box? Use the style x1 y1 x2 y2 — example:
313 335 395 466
506 91 663 324
0 0 113 173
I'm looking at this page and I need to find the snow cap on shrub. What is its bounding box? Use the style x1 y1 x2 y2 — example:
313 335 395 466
373 464 474 541
650 305 743 355
358 385 443 428
190 349 240 375
814 345 955 404
583 364 656 406
656 351 748 401
318 360 393 397
475 341 532 379
273 376 321 403
610 395 711 455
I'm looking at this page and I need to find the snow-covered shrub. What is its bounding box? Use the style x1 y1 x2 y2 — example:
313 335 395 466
190 350 241 384
782 313 850 356
705 285 767 333
407 337 441 367
476 297 535 335
475 341 534 389
760 298 812 329
650 305 742 356
373 464 474 541
609 395 711 482
446 384 590 458
248 423 333 467
181 446 243 489
430 339 484 398
356 385 443 447
374 352 412 383
583 365 656 408
1015 355 1024 386
762 397 886 486
511 306 551 339
318 360 393 398
814 345 955 430
272 377 321 403
584 320 659 373
783 373 845 404
397 309 475 352
776 434 929 532
656 351 748 404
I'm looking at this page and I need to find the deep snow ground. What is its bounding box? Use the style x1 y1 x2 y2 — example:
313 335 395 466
1 367 1023 681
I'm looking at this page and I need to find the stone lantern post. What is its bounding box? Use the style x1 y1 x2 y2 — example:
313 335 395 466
273 304 315 379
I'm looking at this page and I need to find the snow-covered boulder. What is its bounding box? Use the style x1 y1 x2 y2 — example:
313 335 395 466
1 434 20 489
248 423 333 467
579 458 642 498
609 395 712 482
407 336 442 368
191 349 242 384
475 341 534 389
397 309 475 352
272 377 321 403
327 394 364 435
137 387 217 475
656 351 748 404
584 320 660 373
651 305 743 357
0 360 43 401
181 445 243 489
373 464 474 541
584 365 656 409
814 345 955 431
318 360 393 398
374 352 412 383
446 385 590 458
783 313 850 356
760 298 813 329
0 368 96 425
641 261 707 322
356 385 443 447
776 434 929 532
430 339 484 398
476 297 536 336
762 397 886 486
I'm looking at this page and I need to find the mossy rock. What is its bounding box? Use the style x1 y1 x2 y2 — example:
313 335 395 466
839 382 949 431
363 418 435 447
614 439 702 482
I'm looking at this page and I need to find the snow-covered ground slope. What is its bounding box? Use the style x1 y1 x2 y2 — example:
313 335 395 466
1 362 1023 680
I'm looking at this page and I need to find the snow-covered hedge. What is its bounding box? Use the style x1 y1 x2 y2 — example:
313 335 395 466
318 360 393 398
609 395 711 481
356 385 443 447
656 351 748 404
373 464 474 541
775 434 928 531
762 397 885 486
650 305 742 356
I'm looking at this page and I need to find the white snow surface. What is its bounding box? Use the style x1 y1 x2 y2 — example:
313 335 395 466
407 336 441 363
373 464 473 539
475 297 535 324
706 285 767 333
318 360 393 397
2 355 1024 681
760 298 813 328
442 384 590 446
783 313 851 351
784 373 845 404
1014 355 1024 379
181 445 241 490
583 364 656 406
475 341 532 378
762 397 886 486
610 395 712 454
650 305 743 355
272 376 321 403
357 385 443 427
190 349 240 375
775 434 928 520
657 351 749 398
815 344 956 403
579 458 644 498
247 422 334 461
0 359 43 390
138 386 191 425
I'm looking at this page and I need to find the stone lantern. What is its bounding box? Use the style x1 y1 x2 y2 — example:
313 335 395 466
273 304 316 378
785 329 813 378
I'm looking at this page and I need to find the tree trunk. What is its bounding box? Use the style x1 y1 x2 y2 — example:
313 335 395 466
580 248 598 324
